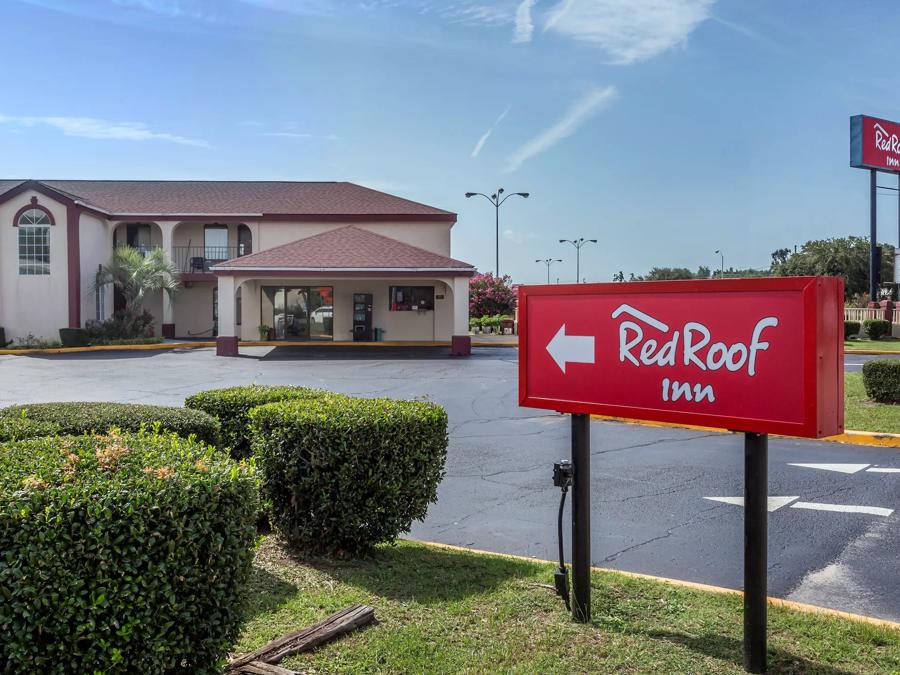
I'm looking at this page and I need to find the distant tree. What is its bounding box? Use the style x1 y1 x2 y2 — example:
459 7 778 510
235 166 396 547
695 265 711 280
469 272 516 317
642 267 695 281
770 247 791 266
770 236 895 300
612 271 625 282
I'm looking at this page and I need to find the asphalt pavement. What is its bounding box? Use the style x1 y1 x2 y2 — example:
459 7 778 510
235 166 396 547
0 345 897 621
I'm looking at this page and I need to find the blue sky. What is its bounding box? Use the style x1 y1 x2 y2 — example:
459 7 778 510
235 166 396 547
1 0 899 283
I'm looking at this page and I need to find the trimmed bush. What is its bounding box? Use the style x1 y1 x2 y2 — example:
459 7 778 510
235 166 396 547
250 396 448 556
0 402 220 446
185 385 327 459
863 318 892 340
0 416 60 442
0 431 258 673
862 359 900 404
58 327 89 347
843 320 861 340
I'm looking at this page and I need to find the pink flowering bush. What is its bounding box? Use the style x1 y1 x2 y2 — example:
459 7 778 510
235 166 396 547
469 273 516 317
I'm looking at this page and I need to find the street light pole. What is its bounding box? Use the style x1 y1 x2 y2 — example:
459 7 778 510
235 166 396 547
559 238 598 283
715 250 724 278
465 188 530 277
536 258 562 284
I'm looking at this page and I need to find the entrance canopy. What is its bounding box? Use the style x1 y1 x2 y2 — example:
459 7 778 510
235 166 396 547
211 227 475 355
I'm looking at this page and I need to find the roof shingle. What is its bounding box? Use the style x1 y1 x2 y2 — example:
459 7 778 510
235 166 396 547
212 226 474 272
0 180 455 220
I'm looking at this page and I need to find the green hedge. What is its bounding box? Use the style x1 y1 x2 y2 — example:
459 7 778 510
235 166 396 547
0 431 258 673
862 359 900 404
250 396 448 556
185 385 328 459
843 320 861 340
0 402 220 447
0 416 60 442
863 318 892 340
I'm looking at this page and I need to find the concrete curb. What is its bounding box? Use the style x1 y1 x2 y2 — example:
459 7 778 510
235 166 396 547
411 539 900 630
845 349 900 356
0 342 214 355
591 415 900 449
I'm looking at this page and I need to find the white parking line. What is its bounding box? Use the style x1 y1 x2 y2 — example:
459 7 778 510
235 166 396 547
790 502 894 517
788 463 869 474
866 468 900 473
704 496 799 512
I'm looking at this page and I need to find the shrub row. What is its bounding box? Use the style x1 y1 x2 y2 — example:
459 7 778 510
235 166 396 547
0 431 258 674
862 359 900 404
0 416 61 442
185 385 327 459
843 320 861 340
863 318 892 340
250 395 448 556
0 402 220 447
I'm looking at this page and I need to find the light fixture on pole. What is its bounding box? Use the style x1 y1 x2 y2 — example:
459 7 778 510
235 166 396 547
715 250 724 278
559 238 598 283
536 258 563 284
465 188 530 277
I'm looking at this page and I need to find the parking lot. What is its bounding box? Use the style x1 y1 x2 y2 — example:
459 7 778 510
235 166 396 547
1 345 897 621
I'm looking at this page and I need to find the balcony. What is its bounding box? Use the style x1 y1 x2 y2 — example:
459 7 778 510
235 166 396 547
172 246 244 274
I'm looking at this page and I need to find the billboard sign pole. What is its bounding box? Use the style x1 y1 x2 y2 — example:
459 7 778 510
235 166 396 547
518 277 844 673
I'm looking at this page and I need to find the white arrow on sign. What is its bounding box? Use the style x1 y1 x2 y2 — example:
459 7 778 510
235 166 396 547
547 324 595 374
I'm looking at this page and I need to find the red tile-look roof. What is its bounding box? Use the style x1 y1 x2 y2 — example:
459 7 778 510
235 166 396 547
211 226 474 274
0 180 455 221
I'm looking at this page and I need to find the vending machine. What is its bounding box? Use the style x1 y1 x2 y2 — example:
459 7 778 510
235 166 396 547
352 293 373 341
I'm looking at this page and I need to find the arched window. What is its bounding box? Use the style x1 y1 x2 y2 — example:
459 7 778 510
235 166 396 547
17 207 52 275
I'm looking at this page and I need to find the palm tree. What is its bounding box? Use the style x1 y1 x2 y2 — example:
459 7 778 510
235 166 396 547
95 246 180 330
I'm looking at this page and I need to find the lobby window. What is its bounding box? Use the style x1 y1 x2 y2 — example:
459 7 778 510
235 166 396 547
17 208 52 275
389 286 434 311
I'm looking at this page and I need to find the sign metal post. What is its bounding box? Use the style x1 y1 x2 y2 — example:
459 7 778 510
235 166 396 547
743 432 768 673
571 413 591 622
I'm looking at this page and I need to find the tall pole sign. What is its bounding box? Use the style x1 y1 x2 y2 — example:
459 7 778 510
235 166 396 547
518 277 844 673
850 115 900 298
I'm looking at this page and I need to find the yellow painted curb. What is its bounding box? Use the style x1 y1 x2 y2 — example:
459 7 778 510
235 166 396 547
240 340 450 348
471 341 519 348
591 415 900 449
411 539 900 631
0 342 214 355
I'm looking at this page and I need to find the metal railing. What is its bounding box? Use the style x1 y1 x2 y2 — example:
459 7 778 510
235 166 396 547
844 307 900 324
172 246 243 274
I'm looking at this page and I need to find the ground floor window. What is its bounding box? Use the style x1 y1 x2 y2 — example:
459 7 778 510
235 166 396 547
18 225 50 275
389 286 434 311
261 286 333 340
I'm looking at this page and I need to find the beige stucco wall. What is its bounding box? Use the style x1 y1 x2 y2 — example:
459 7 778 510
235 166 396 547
80 212 114 325
173 283 217 338
227 277 457 342
0 191 70 342
255 222 452 256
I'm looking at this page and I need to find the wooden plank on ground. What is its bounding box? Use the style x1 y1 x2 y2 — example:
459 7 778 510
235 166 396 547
228 604 375 670
238 661 299 675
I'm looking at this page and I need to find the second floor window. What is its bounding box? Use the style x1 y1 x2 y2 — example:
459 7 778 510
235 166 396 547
205 225 229 261
18 208 51 275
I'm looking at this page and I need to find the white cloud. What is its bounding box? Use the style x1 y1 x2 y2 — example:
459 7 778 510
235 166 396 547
0 115 208 146
471 107 510 158
542 0 715 64
513 0 537 42
503 228 538 245
504 86 617 172
261 132 341 140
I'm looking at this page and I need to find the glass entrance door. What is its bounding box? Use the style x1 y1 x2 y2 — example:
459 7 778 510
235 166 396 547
261 286 333 341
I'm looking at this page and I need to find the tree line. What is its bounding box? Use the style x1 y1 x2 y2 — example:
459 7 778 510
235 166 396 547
614 236 896 301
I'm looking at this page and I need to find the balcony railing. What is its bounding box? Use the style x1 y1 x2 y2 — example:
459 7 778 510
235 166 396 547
172 246 244 274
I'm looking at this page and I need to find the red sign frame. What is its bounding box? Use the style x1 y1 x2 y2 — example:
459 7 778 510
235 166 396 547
518 277 844 438
850 114 900 173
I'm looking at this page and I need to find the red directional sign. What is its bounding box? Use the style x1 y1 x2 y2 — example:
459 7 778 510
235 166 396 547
518 277 844 438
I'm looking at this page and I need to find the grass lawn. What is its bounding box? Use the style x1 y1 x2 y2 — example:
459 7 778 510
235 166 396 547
845 339 900 352
845 372 900 434
235 538 899 674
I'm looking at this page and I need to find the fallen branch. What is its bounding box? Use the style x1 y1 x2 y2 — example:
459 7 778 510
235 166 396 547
237 662 299 675
228 604 375 671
